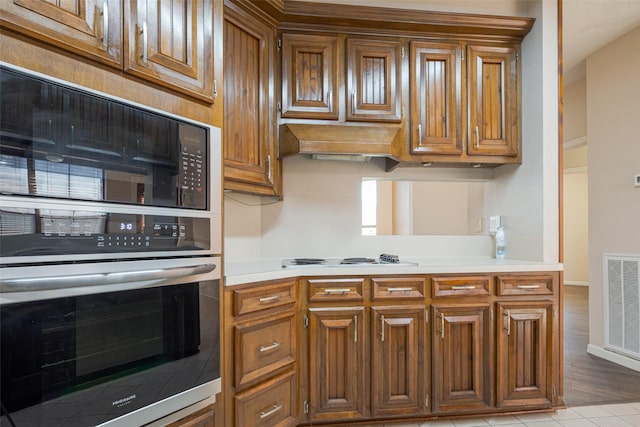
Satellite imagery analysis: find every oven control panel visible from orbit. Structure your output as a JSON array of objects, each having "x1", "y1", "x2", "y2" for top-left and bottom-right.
[{"x1": 0, "y1": 209, "x2": 211, "y2": 257}]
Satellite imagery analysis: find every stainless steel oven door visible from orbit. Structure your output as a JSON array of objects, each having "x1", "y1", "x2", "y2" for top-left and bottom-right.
[{"x1": 0, "y1": 256, "x2": 221, "y2": 427}]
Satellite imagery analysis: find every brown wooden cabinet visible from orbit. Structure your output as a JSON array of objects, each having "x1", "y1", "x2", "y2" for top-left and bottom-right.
[
  {"x1": 223, "y1": 1, "x2": 281, "y2": 197},
  {"x1": 281, "y1": 33, "x2": 339, "y2": 120},
  {"x1": 0, "y1": 0, "x2": 122, "y2": 68},
  {"x1": 432, "y1": 303, "x2": 492, "y2": 413},
  {"x1": 1, "y1": 0, "x2": 216, "y2": 102},
  {"x1": 496, "y1": 301, "x2": 554, "y2": 409},
  {"x1": 408, "y1": 41, "x2": 520, "y2": 164},
  {"x1": 222, "y1": 279, "x2": 297, "y2": 427},
  {"x1": 307, "y1": 307, "x2": 366, "y2": 421},
  {"x1": 347, "y1": 38, "x2": 403, "y2": 122},
  {"x1": 467, "y1": 44, "x2": 519, "y2": 158},
  {"x1": 410, "y1": 42, "x2": 463, "y2": 155},
  {"x1": 124, "y1": 0, "x2": 215, "y2": 102},
  {"x1": 371, "y1": 305, "x2": 427, "y2": 417}
]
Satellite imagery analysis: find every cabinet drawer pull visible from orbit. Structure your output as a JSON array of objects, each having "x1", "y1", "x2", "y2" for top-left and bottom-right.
[
  {"x1": 387, "y1": 287, "x2": 414, "y2": 292},
  {"x1": 452, "y1": 285, "x2": 476, "y2": 290},
  {"x1": 354, "y1": 315, "x2": 358, "y2": 343},
  {"x1": 381, "y1": 315, "x2": 385, "y2": 342},
  {"x1": 101, "y1": 1, "x2": 109, "y2": 48},
  {"x1": 517, "y1": 284, "x2": 541, "y2": 289},
  {"x1": 418, "y1": 124, "x2": 422, "y2": 142},
  {"x1": 259, "y1": 342, "x2": 282, "y2": 352},
  {"x1": 259, "y1": 403, "x2": 283, "y2": 419},
  {"x1": 258, "y1": 295, "x2": 280, "y2": 304},
  {"x1": 324, "y1": 288, "x2": 351, "y2": 294},
  {"x1": 475, "y1": 126, "x2": 479, "y2": 148},
  {"x1": 351, "y1": 91, "x2": 356, "y2": 114}
]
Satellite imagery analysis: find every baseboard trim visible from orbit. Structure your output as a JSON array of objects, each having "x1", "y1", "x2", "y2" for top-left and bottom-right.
[
  {"x1": 564, "y1": 281, "x2": 589, "y2": 286},
  {"x1": 587, "y1": 344, "x2": 640, "y2": 373}
]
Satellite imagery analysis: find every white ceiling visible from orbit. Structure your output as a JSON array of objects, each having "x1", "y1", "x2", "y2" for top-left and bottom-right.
[{"x1": 300, "y1": 0, "x2": 640, "y2": 85}]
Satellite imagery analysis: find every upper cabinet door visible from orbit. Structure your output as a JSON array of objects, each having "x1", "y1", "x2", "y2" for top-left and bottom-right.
[
  {"x1": 467, "y1": 44, "x2": 519, "y2": 157},
  {"x1": 410, "y1": 42, "x2": 463, "y2": 155},
  {"x1": 346, "y1": 38, "x2": 402, "y2": 122},
  {"x1": 124, "y1": 0, "x2": 215, "y2": 102},
  {"x1": 223, "y1": 4, "x2": 279, "y2": 196},
  {"x1": 281, "y1": 33, "x2": 339, "y2": 120},
  {"x1": 0, "y1": 0, "x2": 122, "y2": 67}
]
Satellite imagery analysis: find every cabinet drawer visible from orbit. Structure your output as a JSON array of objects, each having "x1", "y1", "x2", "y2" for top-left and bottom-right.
[
  {"x1": 235, "y1": 371, "x2": 297, "y2": 427},
  {"x1": 234, "y1": 280, "x2": 296, "y2": 316},
  {"x1": 372, "y1": 277, "x2": 426, "y2": 300},
  {"x1": 235, "y1": 312, "x2": 296, "y2": 390},
  {"x1": 431, "y1": 276, "x2": 491, "y2": 297},
  {"x1": 497, "y1": 274, "x2": 554, "y2": 296},
  {"x1": 307, "y1": 278, "x2": 365, "y2": 302}
]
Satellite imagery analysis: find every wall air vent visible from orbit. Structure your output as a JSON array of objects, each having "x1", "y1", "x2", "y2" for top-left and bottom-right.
[{"x1": 604, "y1": 254, "x2": 640, "y2": 360}]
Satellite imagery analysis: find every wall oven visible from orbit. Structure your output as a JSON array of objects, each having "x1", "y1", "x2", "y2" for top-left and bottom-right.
[{"x1": 0, "y1": 64, "x2": 222, "y2": 426}]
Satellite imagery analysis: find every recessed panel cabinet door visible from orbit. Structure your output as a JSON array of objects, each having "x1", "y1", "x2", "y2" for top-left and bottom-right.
[
  {"x1": 371, "y1": 306, "x2": 427, "y2": 417},
  {"x1": 432, "y1": 304, "x2": 492, "y2": 413},
  {"x1": 308, "y1": 307, "x2": 366, "y2": 421},
  {"x1": 125, "y1": 0, "x2": 214, "y2": 102},
  {"x1": 281, "y1": 33, "x2": 339, "y2": 119},
  {"x1": 496, "y1": 302, "x2": 553, "y2": 409},
  {"x1": 467, "y1": 44, "x2": 519, "y2": 157},
  {"x1": 410, "y1": 42, "x2": 463, "y2": 155},
  {"x1": 0, "y1": 0, "x2": 122, "y2": 67},
  {"x1": 223, "y1": 6, "x2": 278, "y2": 196},
  {"x1": 347, "y1": 38, "x2": 403, "y2": 122}
]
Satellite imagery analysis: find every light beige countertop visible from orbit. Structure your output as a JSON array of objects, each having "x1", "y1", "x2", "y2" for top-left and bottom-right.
[{"x1": 223, "y1": 257, "x2": 563, "y2": 286}]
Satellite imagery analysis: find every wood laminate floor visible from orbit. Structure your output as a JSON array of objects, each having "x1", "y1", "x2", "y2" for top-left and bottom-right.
[{"x1": 564, "y1": 285, "x2": 640, "y2": 406}]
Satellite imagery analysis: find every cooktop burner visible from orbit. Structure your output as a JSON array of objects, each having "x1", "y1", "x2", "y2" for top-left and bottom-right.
[{"x1": 281, "y1": 254, "x2": 417, "y2": 268}]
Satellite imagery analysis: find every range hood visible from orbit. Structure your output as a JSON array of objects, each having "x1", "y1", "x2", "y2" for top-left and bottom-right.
[{"x1": 279, "y1": 123, "x2": 403, "y2": 161}]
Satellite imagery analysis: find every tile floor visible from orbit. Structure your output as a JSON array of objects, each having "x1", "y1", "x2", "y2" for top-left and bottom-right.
[{"x1": 372, "y1": 402, "x2": 640, "y2": 426}]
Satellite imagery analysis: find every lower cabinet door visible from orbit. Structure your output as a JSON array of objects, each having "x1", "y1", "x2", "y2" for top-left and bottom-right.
[
  {"x1": 496, "y1": 301, "x2": 554, "y2": 409},
  {"x1": 308, "y1": 307, "x2": 366, "y2": 421},
  {"x1": 432, "y1": 304, "x2": 492, "y2": 413},
  {"x1": 234, "y1": 371, "x2": 297, "y2": 427},
  {"x1": 371, "y1": 305, "x2": 428, "y2": 416}
]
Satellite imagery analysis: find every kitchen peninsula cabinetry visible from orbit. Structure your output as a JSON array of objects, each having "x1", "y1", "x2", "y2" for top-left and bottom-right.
[
  {"x1": 495, "y1": 274, "x2": 556, "y2": 409},
  {"x1": 222, "y1": 279, "x2": 297, "y2": 427},
  {"x1": 223, "y1": 0, "x2": 281, "y2": 197},
  {"x1": 430, "y1": 275, "x2": 493, "y2": 413},
  {"x1": 0, "y1": 0, "x2": 216, "y2": 102},
  {"x1": 301, "y1": 277, "x2": 429, "y2": 423}
]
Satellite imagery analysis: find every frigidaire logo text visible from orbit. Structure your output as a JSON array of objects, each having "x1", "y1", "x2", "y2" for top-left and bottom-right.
[{"x1": 112, "y1": 394, "x2": 137, "y2": 407}]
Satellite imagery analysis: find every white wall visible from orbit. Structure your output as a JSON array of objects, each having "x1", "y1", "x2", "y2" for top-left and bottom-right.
[
  {"x1": 587, "y1": 26, "x2": 640, "y2": 352},
  {"x1": 223, "y1": 0, "x2": 559, "y2": 265},
  {"x1": 564, "y1": 76, "x2": 587, "y2": 143}
]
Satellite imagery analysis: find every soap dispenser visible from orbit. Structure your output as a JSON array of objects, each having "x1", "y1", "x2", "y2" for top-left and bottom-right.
[{"x1": 495, "y1": 226, "x2": 506, "y2": 259}]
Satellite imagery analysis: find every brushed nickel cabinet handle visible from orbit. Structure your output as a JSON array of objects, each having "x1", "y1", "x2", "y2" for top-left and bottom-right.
[
  {"x1": 324, "y1": 288, "x2": 351, "y2": 294},
  {"x1": 418, "y1": 124, "x2": 422, "y2": 142},
  {"x1": 354, "y1": 315, "x2": 358, "y2": 343},
  {"x1": 266, "y1": 154, "x2": 272, "y2": 181},
  {"x1": 452, "y1": 285, "x2": 476, "y2": 290},
  {"x1": 352, "y1": 91, "x2": 356, "y2": 114},
  {"x1": 517, "y1": 284, "x2": 541, "y2": 289},
  {"x1": 441, "y1": 313, "x2": 445, "y2": 339},
  {"x1": 505, "y1": 310, "x2": 511, "y2": 335},
  {"x1": 259, "y1": 342, "x2": 282, "y2": 353},
  {"x1": 258, "y1": 295, "x2": 280, "y2": 304},
  {"x1": 102, "y1": 2, "x2": 109, "y2": 48},
  {"x1": 259, "y1": 404, "x2": 283, "y2": 419},
  {"x1": 475, "y1": 126, "x2": 479, "y2": 148},
  {"x1": 141, "y1": 21, "x2": 148, "y2": 62},
  {"x1": 327, "y1": 91, "x2": 332, "y2": 109},
  {"x1": 381, "y1": 315, "x2": 385, "y2": 342},
  {"x1": 387, "y1": 287, "x2": 414, "y2": 292}
]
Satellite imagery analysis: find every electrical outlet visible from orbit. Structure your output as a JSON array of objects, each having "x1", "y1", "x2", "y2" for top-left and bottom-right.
[
  {"x1": 476, "y1": 218, "x2": 483, "y2": 233},
  {"x1": 635, "y1": 174, "x2": 640, "y2": 187},
  {"x1": 489, "y1": 215, "x2": 502, "y2": 233}
]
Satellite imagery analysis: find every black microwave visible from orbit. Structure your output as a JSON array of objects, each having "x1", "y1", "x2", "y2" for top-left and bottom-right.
[{"x1": 0, "y1": 66, "x2": 210, "y2": 210}]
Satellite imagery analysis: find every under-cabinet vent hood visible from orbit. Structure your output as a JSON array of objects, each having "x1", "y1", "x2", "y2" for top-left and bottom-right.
[{"x1": 279, "y1": 123, "x2": 403, "y2": 161}]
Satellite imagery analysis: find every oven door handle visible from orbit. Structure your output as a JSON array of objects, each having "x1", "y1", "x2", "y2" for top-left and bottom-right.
[{"x1": 0, "y1": 263, "x2": 217, "y2": 293}]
